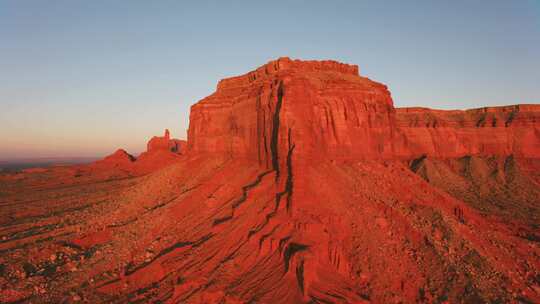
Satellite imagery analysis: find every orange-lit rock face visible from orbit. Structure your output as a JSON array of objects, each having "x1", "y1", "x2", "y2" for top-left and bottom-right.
[
  {"x1": 183, "y1": 58, "x2": 539, "y2": 302},
  {"x1": 1, "y1": 58, "x2": 539, "y2": 304},
  {"x1": 88, "y1": 130, "x2": 186, "y2": 176},
  {"x1": 188, "y1": 57, "x2": 540, "y2": 165},
  {"x1": 395, "y1": 105, "x2": 540, "y2": 158},
  {"x1": 101, "y1": 149, "x2": 135, "y2": 164},
  {"x1": 147, "y1": 129, "x2": 186, "y2": 153},
  {"x1": 188, "y1": 57, "x2": 395, "y2": 165}
]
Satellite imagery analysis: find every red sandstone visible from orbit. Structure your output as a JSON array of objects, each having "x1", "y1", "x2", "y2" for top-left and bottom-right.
[{"x1": 90, "y1": 129, "x2": 187, "y2": 175}]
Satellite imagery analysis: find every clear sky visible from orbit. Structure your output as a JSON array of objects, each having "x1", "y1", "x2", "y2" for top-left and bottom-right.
[{"x1": 1, "y1": 1, "x2": 539, "y2": 159}]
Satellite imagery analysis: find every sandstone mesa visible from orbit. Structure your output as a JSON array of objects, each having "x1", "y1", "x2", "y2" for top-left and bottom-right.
[{"x1": 0, "y1": 57, "x2": 539, "y2": 303}]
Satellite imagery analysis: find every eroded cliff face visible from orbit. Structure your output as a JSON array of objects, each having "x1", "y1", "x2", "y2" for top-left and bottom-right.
[
  {"x1": 188, "y1": 57, "x2": 540, "y2": 166},
  {"x1": 147, "y1": 129, "x2": 186, "y2": 154},
  {"x1": 395, "y1": 105, "x2": 540, "y2": 158},
  {"x1": 188, "y1": 57, "x2": 395, "y2": 166}
]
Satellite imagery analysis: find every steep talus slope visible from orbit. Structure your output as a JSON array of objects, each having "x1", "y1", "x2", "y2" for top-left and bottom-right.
[
  {"x1": 409, "y1": 156, "x2": 540, "y2": 236},
  {"x1": 0, "y1": 57, "x2": 539, "y2": 303}
]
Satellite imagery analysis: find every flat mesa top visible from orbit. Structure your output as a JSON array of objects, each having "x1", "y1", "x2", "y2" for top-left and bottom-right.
[{"x1": 217, "y1": 57, "x2": 360, "y2": 90}]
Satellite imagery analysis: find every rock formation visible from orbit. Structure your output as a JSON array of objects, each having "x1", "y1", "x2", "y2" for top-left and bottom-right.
[
  {"x1": 190, "y1": 57, "x2": 539, "y2": 161},
  {"x1": 395, "y1": 105, "x2": 540, "y2": 158},
  {"x1": 90, "y1": 129, "x2": 187, "y2": 175},
  {"x1": 94, "y1": 149, "x2": 135, "y2": 168},
  {"x1": 147, "y1": 129, "x2": 186, "y2": 154},
  {"x1": 0, "y1": 58, "x2": 538, "y2": 303}
]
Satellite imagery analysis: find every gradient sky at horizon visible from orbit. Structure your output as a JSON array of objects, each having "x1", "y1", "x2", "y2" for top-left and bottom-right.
[{"x1": 1, "y1": 1, "x2": 539, "y2": 159}]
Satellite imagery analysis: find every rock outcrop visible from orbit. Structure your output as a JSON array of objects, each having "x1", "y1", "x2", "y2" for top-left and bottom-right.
[
  {"x1": 188, "y1": 57, "x2": 396, "y2": 164},
  {"x1": 189, "y1": 57, "x2": 540, "y2": 163},
  {"x1": 147, "y1": 129, "x2": 187, "y2": 154},
  {"x1": 395, "y1": 105, "x2": 540, "y2": 158},
  {"x1": 89, "y1": 130, "x2": 186, "y2": 175},
  {"x1": 95, "y1": 149, "x2": 135, "y2": 167}
]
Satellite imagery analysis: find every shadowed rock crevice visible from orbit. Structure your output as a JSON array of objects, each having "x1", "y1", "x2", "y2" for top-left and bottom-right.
[
  {"x1": 212, "y1": 170, "x2": 272, "y2": 226},
  {"x1": 285, "y1": 128, "x2": 295, "y2": 212},
  {"x1": 283, "y1": 242, "x2": 308, "y2": 273},
  {"x1": 271, "y1": 81, "x2": 285, "y2": 179},
  {"x1": 124, "y1": 233, "x2": 213, "y2": 276},
  {"x1": 296, "y1": 259, "x2": 305, "y2": 294}
]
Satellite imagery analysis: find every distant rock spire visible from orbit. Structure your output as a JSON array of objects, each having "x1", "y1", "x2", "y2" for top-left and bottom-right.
[{"x1": 164, "y1": 129, "x2": 170, "y2": 139}]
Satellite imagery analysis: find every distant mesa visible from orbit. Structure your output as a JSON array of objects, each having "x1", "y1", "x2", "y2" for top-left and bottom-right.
[
  {"x1": 147, "y1": 129, "x2": 186, "y2": 153},
  {"x1": 102, "y1": 149, "x2": 135, "y2": 163},
  {"x1": 92, "y1": 129, "x2": 186, "y2": 174}
]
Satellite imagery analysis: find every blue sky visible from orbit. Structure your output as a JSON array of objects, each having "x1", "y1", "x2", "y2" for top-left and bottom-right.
[{"x1": 1, "y1": 1, "x2": 539, "y2": 158}]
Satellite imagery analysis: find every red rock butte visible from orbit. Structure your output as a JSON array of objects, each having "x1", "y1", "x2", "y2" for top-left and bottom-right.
[
  {"x1": 147, "y1": 129, "x2": 186, "y2": 154},
  {"x1": 0, "y1": 58, "x2": 539, "y2": 303},
  {"x1": 91, "y1": 129, "x2": 187, "y2": 175},
  {"x1": 189, "y1": 57, "x2": 538, "y2": 162}
]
